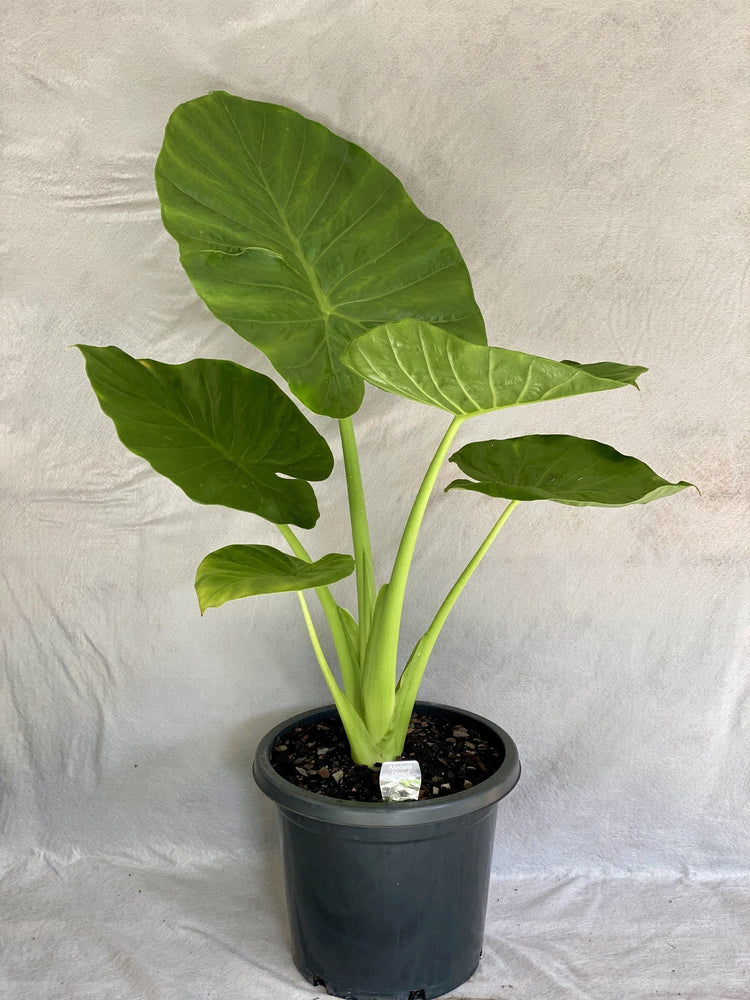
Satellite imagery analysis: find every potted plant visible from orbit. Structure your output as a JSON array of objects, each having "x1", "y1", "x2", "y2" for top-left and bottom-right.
[{"x1": 78, "y1": 91, "x2": 694, "y2": 1000}]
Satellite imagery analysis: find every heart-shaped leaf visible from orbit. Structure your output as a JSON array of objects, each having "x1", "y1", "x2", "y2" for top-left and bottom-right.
[
  {"x1": 155, "y1": 91, "x2": 486, "y2": 417},
  {"x1": 448, "y1": 435, "x2": 695, "y2": 506},
  {"x1": 78, "y1": 345, "x2": 332, "y2": 528},
  {"x1": 341, "y1": 319, "x2": 644, "y2": 415},
  {"x1": 195, "y1": 545, "x2": 355, "y2": 613}
]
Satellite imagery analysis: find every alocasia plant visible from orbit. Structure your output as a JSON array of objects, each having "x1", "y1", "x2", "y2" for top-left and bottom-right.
[{"x1": 78, "y1": 92, "x2": 694, "y2": 766}]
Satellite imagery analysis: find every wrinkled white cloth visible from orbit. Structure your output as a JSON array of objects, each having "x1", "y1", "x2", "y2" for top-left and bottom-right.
[
  {"x1": 3, "y1": 855, "x2": 749, "y2": 999},
  {"x1": 2, "y1": 0, "x2": 748, "y2": 996}
]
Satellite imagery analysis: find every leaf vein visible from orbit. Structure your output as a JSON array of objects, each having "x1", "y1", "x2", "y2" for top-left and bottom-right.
[{"x1": 334, "y1": 261, "x2": 456, "y2": 308}]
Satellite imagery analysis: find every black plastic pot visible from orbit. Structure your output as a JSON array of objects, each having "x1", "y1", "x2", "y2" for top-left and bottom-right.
[{"x1": 253, "y1": 701, "x2": 520, "y2": 1000}]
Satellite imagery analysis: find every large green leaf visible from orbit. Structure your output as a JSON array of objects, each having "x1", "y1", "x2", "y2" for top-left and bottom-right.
[
  {"x1": 155, "y1": 91, "x2": 486, "y2": 418},
  {"x1": 447, "y1": 435, "x2": 695, "y2": 506},
  {"x1": 78, "y1": 345, "x2": 332, "y2": 528},
  {"x1": 195, "y1": 545, "x2": 355, "y2": 613},
  {"x1": 340, "y1": 319, "x2": 644, "y2": 415}
]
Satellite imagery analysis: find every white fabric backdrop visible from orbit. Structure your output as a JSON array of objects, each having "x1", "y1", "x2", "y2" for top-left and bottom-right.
[{"x1": 3, "y1": 1, "x2": 748, "y2": 996}]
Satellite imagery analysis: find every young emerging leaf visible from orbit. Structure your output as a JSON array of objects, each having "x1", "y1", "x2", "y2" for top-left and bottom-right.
[
  {"x1": 195, "y1": 545, "x2": 355, "y2": 613},
  {"x1": 341, "y1": 319, "x2": 644, "y2": 415},
  {"x1": 448, "y1": 435, "x2": 696, "y2": 506},
  {"x1": 155, "y1": 91, "x2": 486, "y2": 418},
  {"x1": 77, "y1": 345, "x2": 332, "y2": 528}
]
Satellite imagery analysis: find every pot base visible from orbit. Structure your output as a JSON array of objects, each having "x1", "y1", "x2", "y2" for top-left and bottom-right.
[{"x1": 302, "y1": 964, "x2": 479, "y2": 1000}]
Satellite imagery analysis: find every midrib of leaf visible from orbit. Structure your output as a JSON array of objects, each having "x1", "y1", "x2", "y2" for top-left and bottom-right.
[
  {"x1": 218, "y1": 100, "x2": 376, "y2": 391},
  {"x1": 224, "y1": 105, "x2": 330, "y2": 307},
  {"x1": 229, "y1": 110, "x2": 341, "y2": 380}
]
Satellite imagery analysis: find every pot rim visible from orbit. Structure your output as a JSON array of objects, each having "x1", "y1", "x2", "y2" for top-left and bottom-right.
[{"x1": 253, "y1": 701, "x2": 520, "y2": 828}]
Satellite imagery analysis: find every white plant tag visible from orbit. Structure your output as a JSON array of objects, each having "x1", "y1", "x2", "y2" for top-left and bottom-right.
[{"x1": 379, "y1": 760, "x2": 422, "y2": 802}]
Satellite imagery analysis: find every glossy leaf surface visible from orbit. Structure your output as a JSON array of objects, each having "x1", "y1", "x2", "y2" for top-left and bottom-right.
[
  {"x1": 448, "y1": 435, "x2": 695, "y2": 506},
  {"x1": 341, "y1": 319, "x2": 643, "y2": 415},
  {"x1": 155, "y1": 91, "x2": 485, "y2": 417},
  {"x1": 78, "y1": 345, "x2": 332, "y2": 527},
  {"x1": 195, "y1": 545, "x2": 355, "y2": 613}
]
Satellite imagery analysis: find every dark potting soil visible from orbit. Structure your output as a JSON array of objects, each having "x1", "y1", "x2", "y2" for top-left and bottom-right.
[{"x1": 270, "y1": 710, "x2": 506, "y2": 802}]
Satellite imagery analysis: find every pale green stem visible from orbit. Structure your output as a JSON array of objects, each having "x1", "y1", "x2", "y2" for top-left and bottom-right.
[
  {"x1": 278, "y1": 522, "x2": 314, "y2": 561},
  {"x1": 389, "y1": 500, "x2": 521, "y2": 752},
  {"x1": 361, "y1": 414, "x2": 467, "y2": 738},
  {"x1": 422, "y1": 499, "x2": 520, "y2": 649},
  {"x1": 339, "y1": 417, "x2": 376, "y2": 660},
  {"x1": 278, "y1": 524, "x2": 358, "y2": 698},
  {"x1": 296, "y1": 591, "x2": 342, "y2": 701},
  {"x1": 297, "y1": 591, "x2": 383, "y2": 765}
]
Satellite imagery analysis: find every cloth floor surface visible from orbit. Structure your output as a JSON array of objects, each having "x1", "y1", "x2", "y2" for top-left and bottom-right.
[
  {"x1": 3, "y1": 0, "x2": 748, "y2": 997},
  {"x1": 2, "y1": 855, "x2": 748, "y2": 1000}
]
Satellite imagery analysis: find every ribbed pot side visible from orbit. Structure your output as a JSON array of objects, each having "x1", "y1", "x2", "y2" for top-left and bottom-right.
[{"x1": 253, "y1": 702, "x2": 521, "y2": 1000}]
